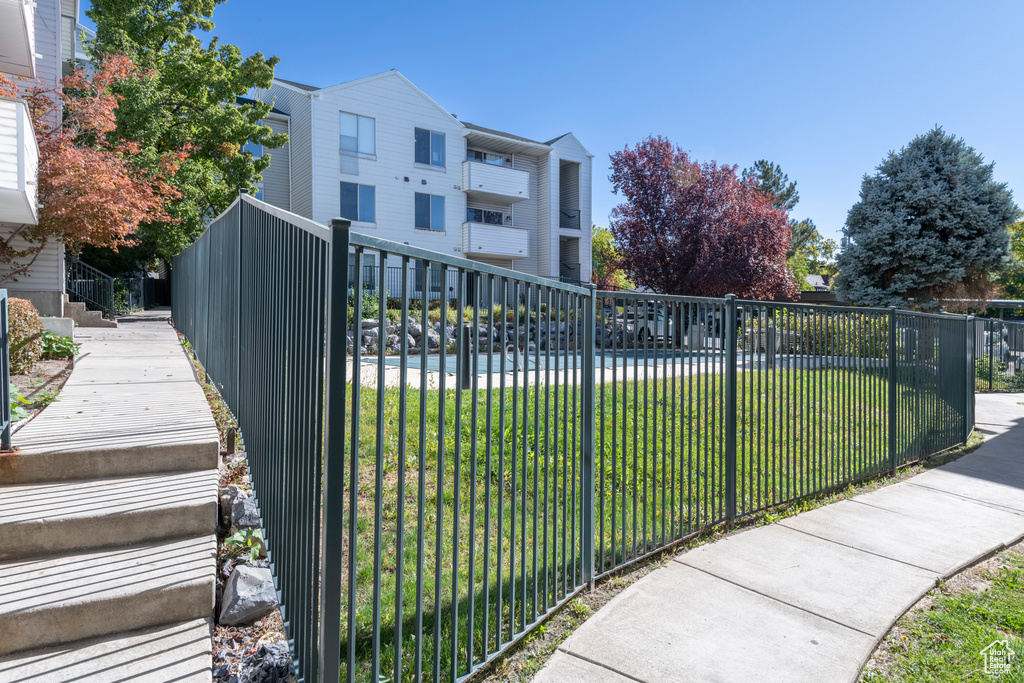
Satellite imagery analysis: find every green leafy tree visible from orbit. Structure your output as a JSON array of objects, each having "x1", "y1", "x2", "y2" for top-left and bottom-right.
[
  {"x1": 85, "y1": 0, "x2": 287, "y2": 260},
  {"x1": 996, "y1": 219, "x2": 1024, "y2": 299},
  {"x1": 591, "y1": 225, "x2": 633, "y2": 289},
  {"x1": 742, "y1": 160, "x2": 799, "y2": 213},
  {"x1": 835, "y1": 127, "x2": 1017, "y2": 310}
]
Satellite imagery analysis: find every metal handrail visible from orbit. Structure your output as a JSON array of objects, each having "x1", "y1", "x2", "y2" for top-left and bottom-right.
[
  {"x1": 66, "y1": 255, "x2": 115, "y2": 318},
  {"x1": 560, "y1": 207, "x2": 582, "y2": 229}
]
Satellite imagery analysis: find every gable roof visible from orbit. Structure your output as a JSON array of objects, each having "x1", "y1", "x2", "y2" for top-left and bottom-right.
[
  {"x1": 276, "y1": 77, "x2": 319, "y2": 92},
  {"x1": 315, "y1": 70, "x2": 461, "y2": 127},
  {"x1": 463, "y1": 122, "x2": 546, "y2": 146},
  {"x1": 546, "y1": 131, "x2": 594, "y2": 158},
  {"x1": 236, "y1": 96, "x2": 287, "y2": 116}
]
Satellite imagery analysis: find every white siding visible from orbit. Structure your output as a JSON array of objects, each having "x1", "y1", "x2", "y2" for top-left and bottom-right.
[
  {"x1": 551, "y1": 136, "x2": 593, "y2": 282},
  {"x1": 0, "y1": 98, "x2": 38, "y2": 224},
  {"x1": 0, "y1": 230, "x2": 64, "y2": 292},
  {"x1": 536, "y1": 154, "x2": 553, "y2": 277},
  {"x1": 261, "y1": 116, "x2": 290, "y2": 210},
  {"x1": 509, "y1": 154, "x2": 540, "y2": 276},
  {"x1": 309, "y1": 72, "x2": 466, "y2": 260},
  {"x1": 252, "y1": 83, "x2": 312, "y2": 218}
]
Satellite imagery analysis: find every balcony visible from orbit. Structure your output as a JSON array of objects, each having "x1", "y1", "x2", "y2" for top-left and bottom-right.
[
  {"x1": 462, "y1": 160, "x2": 529, "y2": 203},
  {"x1": 0, "y1": 98, "x2": 38, "y2": 225},
  {"x1": 462, "y1": 222, "x2": 529, "y2": 259},
  {"x1": 0, "y1": 0, "x2": 35, "y2": 77}
]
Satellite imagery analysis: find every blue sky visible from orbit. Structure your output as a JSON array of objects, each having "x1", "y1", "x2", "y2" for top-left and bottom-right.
[{"x1": 82, "y1": 0, "x2": 1024, "y2": 244}]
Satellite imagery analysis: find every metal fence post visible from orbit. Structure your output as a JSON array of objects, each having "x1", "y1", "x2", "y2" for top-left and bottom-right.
[
  {"x1": 724, "y1": 294, "x2": 737, "y2": 523},
  {"x1": 0, "y1": 290, "x2": 9, "y2": 451},
  {"x1": 319, "y1": 218, "x2": 351, "y2": 683},
  {"x1": 989, "y1": 320, "x2": 994, "y2": 392},
  {"x1": 888, "y1": 307, "x2": 898, "y2": 474},
  {"x1": 966, "y1": 315, "x2": 975, "y2": 441},
  {"x1": 581, "y1": 283, "x2": 596, "y2": 588}
]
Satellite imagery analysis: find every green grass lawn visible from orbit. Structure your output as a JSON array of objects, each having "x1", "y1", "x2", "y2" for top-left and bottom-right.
[
  {"x1": 337, "y1": 365, "x2": 965, "y2": 682},
  {"x1": 862, "y1": 551, "x2": 1024, "y2": 682}
]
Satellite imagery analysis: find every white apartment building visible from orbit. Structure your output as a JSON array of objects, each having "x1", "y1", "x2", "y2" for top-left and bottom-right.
[
  {"x1": 0, "y1": 0, "x2": 80, "y2": 317},
  {"x1": 248, "y1": 70, "x2": 593, "y2": 286}
]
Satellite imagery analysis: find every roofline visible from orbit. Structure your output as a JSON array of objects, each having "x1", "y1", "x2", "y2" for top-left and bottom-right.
[
  {"x1": 548, "y1": 131, "x2": 595, "y2": 158},
  {"x1": 463, "y1": 127, "x2": 551, "y2": 151},
  {"x1": 273, "y1": 78, "x2": 317, "y2": 96},
  {"x1": 315, "y1": 70, "x2": 463, "y2": 128}
]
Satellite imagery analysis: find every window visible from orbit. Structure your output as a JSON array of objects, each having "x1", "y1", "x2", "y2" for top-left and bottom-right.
[
  {"x1": 467, "y1": 149, "x2": 510, "y2": 167},
  {"x1": 415, "y1": 193, "x2": 445, "y2": 231},
  {"x1": 340, "y1": 112, "x2": 375, "y2": 155},
  {"x1": 253, "y1": 185, "x2": 264, "y2": 201},
  {"x1": 340, "y1": 182, "x2": 376, "y2": 223},
  {"x1": 243, "y1": 141, "x2": 263, "y2": 158},
  {"x1": 466, "y1": 207, "x2": 508, "y2": 225},
  {"x1": 414, "y1": 128, "x2": 445, "y2": 167}
]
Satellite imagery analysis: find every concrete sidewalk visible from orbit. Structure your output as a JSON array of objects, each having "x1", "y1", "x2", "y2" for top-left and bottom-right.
[
  {"x1": 0, "y1": 308, "x2": 220, "y2": 682},
  {"x1": 536, "y1": 393, "x2": 1024, "y2": 683}
]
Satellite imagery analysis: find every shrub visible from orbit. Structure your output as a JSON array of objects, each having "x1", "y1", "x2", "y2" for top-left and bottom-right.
[
  {"x1": 8, "y1": 298, "x2": 42, "y2": 374},
  {"x1": 41, "y1": 330, "x2": 80, "y2": 359}
]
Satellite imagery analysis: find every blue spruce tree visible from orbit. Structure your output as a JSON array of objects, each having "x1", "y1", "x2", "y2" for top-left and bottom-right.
[{"x1": 835, "y1": 127, "x2": 1017, "y2": 310}]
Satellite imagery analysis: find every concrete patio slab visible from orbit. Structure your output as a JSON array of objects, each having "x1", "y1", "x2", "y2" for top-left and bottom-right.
[
  {"x1": 675, "y1": 524, "x2": 937, "y2": 635},
  {"x1": 556, "y1": 562, "x2": 876, "y2": 683}
]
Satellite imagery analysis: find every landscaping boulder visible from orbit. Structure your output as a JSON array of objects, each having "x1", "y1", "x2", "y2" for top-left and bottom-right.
[
  {"x1": 219, "y1": 486, "x2": 247, "y2": 531},
  {"x1": 232, "y1": 496, "x2": 260, "y2": 531},
  {"x1": 219, "y1": 565, "x2": 278, "y2": 626},
  {"x1": 426, "y1": 329, "x2": 441, "y2": 349},
  {"x1": 237, "y1": 642, "x2": 295, "y2": 683}
]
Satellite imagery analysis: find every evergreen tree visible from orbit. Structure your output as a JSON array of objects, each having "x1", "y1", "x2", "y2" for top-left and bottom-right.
[
  {"x1": 835, "y1": 128, "x2": 1017, "y2": 309},
  {"x1": 742, "y1": 160, "x2": 799, "y2": 213}
]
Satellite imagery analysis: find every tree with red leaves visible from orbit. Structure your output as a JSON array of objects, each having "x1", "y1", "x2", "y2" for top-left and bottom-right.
[
  {"x1": 609, "y1": 136, "x2": 796, "y2": 300},
  {"x1": 0, "y1": 56, "x2": 186, "y2": 282}
]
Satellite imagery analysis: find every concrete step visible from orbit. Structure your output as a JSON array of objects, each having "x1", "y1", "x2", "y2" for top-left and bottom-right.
[
  {"x1": 0, "y1": 618, "x2": 212, "y2": 682},
  {"x1": 63, "y1": 298, "x2": 117, "y2": 328},
  {"x1": 0, "y1": 536, "x2": 216, "y2": 657},
  {"x1": 0, "y1": 437, "x2": 220, "y2": 485},
  {"x1": 0, "y1": 470, "x2": 219, "y2": 561}
]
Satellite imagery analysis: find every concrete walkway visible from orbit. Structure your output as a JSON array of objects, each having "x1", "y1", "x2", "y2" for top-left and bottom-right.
[
  {"x1": 0, "y1": 308, "x2": 220, "y2": 682},
  {"x1": 536, "y1": 392, "x2": 1024, "y2": 683}
]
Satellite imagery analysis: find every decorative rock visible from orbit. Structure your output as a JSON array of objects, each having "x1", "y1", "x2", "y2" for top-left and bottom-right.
[
  {"x1": 219, "y1": 486, "x2": 247, "y2": 531},
  {"x1": 219, "y1": 565, "x2": 278, "y2": 626},
  {"x1": 426, "y1": 329, "x2": 441, "y2": 349},
  {"x1": 361, "y1": 319, "x2": 379, "y2": 328},
  {"x1": 237, "y1": 642, "x2": 295, "y2": 683},
  {"x1": 361, "y1": 327, "x2": 379, "y2": 340},
  {"x1": 232, "y1": 496, "x2": 260, "y2": 530},
  {"x1": 407, "y1": 335, "x2": 416, "y2": 349},
  {"x1": 408, "y1": 322, "x2": 422, "y2": 337}
]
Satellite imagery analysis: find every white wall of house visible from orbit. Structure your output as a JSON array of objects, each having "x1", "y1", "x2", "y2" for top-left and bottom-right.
[
  {"x1": 0, "y1": 0, "x2": 67, "y2": 316},
  {"x1": 250, "y1": 70, "x2": 593, "y2": 284}
]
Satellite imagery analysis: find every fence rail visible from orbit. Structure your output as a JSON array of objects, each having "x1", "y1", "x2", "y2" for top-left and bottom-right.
[{"x1": 174, "y1": 196, "x2": 979, "y2": 683}]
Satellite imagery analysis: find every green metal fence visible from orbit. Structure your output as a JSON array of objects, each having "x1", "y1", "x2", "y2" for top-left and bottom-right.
[
  {"x1": 173, "y1": 196, "x2": 978, "y2": 683},
  {"x1": 975, "y1": 318, "x2": 1024, "y2": 392}
]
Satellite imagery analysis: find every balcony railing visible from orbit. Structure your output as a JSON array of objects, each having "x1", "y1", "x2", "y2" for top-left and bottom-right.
[
  {"x1": 462, "y1": 160, "x2": 529, "y2": 203},
  {"x1": 462, "y1": 221, "x2": 529, "y2": 259},
  {"x1": 0, "y1": 98, "x2": 38, "y2": 225},
  {"x1": 560, "y1": 207, "x2": 581, "y2": 230}
]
